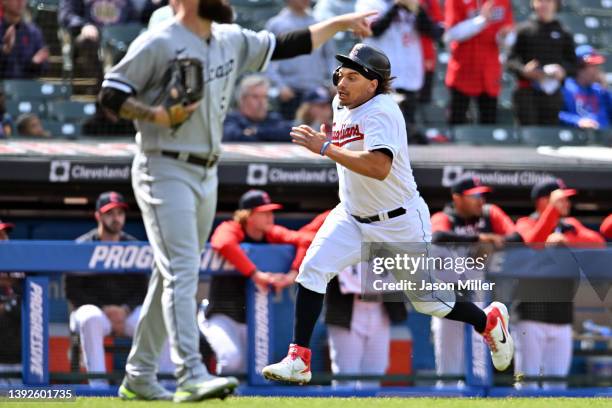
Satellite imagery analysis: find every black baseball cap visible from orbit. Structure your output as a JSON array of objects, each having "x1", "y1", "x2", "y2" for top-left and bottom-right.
[
  {"x1": 0, "y1": 219, "x2": 14, "y2": 232},
  {"x1": 238, "y1": 190, "x2": 282, "y2": 212},
  {"x1": 451, "y1": 174, "x2": 492, "y2": 196},
  {"x1": 531, "y1": 179, "x2": 577, "y2": 201},
  {"x1": 96, "y1": 191, "x2": 128, "y2": 213}
]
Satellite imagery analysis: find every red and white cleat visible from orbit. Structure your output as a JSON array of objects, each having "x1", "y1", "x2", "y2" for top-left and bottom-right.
[
  {"x1": 261, "y1": 344, "x2": 312, "y2": 384},
  {"x1": 482, "y1": 301, "x2": 514, "y2": 371}
]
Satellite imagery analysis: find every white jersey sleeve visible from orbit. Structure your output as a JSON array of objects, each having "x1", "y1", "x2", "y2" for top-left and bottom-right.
[
  {"x1": 363, "y1": 111, "x2": 400, "y2": 159},
  {"x1": 237, "y1": 28, "x2": 276, "y2": 74}
]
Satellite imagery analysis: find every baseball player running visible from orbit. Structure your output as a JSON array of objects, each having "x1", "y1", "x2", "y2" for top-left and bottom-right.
[
  {"x1": 262, "y1": 43, "x2": 514, "y2": 384},
  {"x1": 97, "y1": 0, "x2": 375, "y2": 401}
]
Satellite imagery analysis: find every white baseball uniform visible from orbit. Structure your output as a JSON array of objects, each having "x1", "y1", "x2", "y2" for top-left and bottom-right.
[
  {"x1": 295, "y1": 93, "x2": 455, "y2": 318},
  {"x1": 513, "y1": 321, "x2": 572, "y2": 389},
  {"x1": 327, "y1": 263, "x2": 391, "y2": 389},
  {"x1": 70, "y1": 305, "x2": 174, "y2": 387}
]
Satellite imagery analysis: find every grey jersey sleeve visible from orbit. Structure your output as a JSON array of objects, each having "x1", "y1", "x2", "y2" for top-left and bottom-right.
[
  {"x1": 237, "y1": 28, "x2": 276, "y2": 74},
  {"x1": 102, "y1": 32, "x2": 168, "y2": 95}
]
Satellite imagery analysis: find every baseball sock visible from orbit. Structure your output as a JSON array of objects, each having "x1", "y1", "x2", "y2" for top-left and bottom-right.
[
  {"x1": 444, "y1": 301, "x2": 487, "y2": 333},
  {"x1": 292, "y1": 284, "x2": 324, "y2": 348}
]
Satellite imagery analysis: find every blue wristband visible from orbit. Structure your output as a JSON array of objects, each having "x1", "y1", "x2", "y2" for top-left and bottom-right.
[{"x1": 320, "y1": 141, "x2": 331, "y2": 156}]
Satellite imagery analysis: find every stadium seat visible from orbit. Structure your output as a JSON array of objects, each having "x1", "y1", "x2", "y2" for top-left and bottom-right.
[
  {"x1": 419, "y1": 104, "x2": 447, "y2": 125},
  {"x1": 5, "y1": 100, "x2": 47, "y2": 119},
  {"x1": 47, "y1": 101, "x2": 96, "y2": 122},
  {"x1": 557, "y1": 13, "x2": 606, "y2": 47},
  {"x1": 497, "y1": 106, "x2": 515, "y2": 125},
  {"x1": 430, "y1": 84, "x2": 449, "y2": 108},
  {"x1": 520, "y1": 126, "x2": 589, "y2": 146},
  {"x1": 569, "y1": 0, "x2": 612, "y2": 16},
  {"x1": 41, "y1": 120, "x2": 82, "y2": 139},
  {"x1": 452, "y1": 125, "x2": 519, "y2": 145},
  {"x1": 1, "y1": 80, "x2": 71, "y2": 101}
]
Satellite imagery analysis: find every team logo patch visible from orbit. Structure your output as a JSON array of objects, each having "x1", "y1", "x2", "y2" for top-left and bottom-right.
[{"x1": 331, "y1": 123, "x2": 365, "y2": 147}]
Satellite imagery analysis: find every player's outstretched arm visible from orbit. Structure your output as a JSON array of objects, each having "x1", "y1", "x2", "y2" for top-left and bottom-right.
[
  {"x1": 290, "y1": 124, "x2": 392, "y2": 180},
  {"x1": 309, "y1": 11, "x2": 377, "y2": 50}
]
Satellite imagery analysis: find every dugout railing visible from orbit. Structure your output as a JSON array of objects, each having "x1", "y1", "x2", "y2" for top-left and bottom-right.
[{"x1": 0, "y1": 241, "x2": 610, "y2": 398}]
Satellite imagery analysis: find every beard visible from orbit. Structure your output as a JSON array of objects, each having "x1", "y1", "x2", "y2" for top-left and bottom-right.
[{"x1": 198, "y1": 0, "x2": 234, "y2": 24}]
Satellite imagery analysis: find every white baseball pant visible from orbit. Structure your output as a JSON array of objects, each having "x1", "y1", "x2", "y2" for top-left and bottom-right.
[
  {"x1": 198, "y1": 313, "x2": 247, "y2": 375},
  {"x1": 513, "y1": 320, "x2": 573, "y2": 389},
  {"x1": 327, "y1": 298, "x2": 391, "y2": 388},
  {"x1": 70, "y1": 304, "x2": 174, "y2": 387},
  {"x1": 295, "y1": 199, "x2": 455, "y2": 318}
]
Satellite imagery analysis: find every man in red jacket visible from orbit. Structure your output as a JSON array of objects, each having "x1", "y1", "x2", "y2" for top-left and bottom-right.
[
  {"x1": 199, "y1": 190, "x2": 316, "y2": 375},
  {"x1": 430, "y1": 175, "x2": 521, "y2": 386},
  {"x1": 513, "y1": 179, "x2": 604, "y2": 389},
  {"x1": 444, "y1": 0, "x2": 513, "y2": 124}
]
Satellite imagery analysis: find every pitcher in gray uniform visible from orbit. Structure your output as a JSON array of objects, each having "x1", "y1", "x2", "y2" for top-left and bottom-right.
[{"x1": 98, "y1": 0, "x2": 375, "y2": 402}]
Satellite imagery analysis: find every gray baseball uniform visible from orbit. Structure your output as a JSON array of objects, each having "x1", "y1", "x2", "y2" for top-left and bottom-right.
[{"x1": 102, "y1": 18, "x2": 275, "y2": 386}]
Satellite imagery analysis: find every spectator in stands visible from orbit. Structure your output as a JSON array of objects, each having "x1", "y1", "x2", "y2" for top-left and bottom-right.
[
  {"x1": 58, "y1": 0, "x2": 139, "y2": 79},
  {"x1": 294, "y1": 87, "x2": 333, "y2": 131},
  {"x1": 356, "y1": 0, "x2": 441, "y2": 142},
  {"x1": 601, "y1": 214, "x2": 612, "y2": 240},
  {"x1": 418, "y1": 0, "x2": 444, "y2": 104},
  {"x1": 15, "y1": 113, "x2": 50, "y2": 137},
  {"x1": 559, "y1": 45, "x2": 612, "y2": 130},
  {"x1": 514, "y1": 179, "x2": 605, "y2": 389},
  {"x1": 507, "y1": 0, "x2": 576, "y2": 125},
  {"x1": 66, "y1": 191, "x2": 173, "y2": 387},
  {"x1": 430, "y1": 174, "x2": 521, "y2": 387},
  {"x1": 0, "y1": 0, "x2": 49, "y2": 79},
  {"x1": 223, "y1": 75, "x2": 293, "y2": 142},
  {"x1": 0, "y1": 219, "x2": 22, "y2": 385},
  {"x1": 444, "y1": 0, "x2": 513, "y2": 125},
  {"x1": 326, "y1": 262, "x2": 406, "y2": 388},
  {"x1": 199, "y1": 190, "x2": 316, "y2": 375},
  {"x1": 0, "y1": 90, "x2": 12, "y2": 138},
  {"x1": 265, "y1": 0, "x2": 336, "y2": 119}
]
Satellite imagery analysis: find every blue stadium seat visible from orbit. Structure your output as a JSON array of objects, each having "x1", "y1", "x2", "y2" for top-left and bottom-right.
[
  {"x1": 47, "y1": 101, "x2": 96, "y2": 122},
  {"x1": 1, "y1": 80, "x2": 71, "y2": 101},
  {"x1": 41, "y1": 120, "x2": 82, "y2": 139},
  {"x1": 520, "y1": 126, "x2": 589, "y2": 146},
  {"x1": 570, "y1": 0, "x2": 612, "y2": 16},
  {"x1": 5, "y1": 100, "x2": 47, "y2": 119},
  {"x1": 452, "y1": 125, "x2": 519, "y2": 145},
  {"x1": 557, "y1": 13, "x2": 607, "y2": 47},
  {"x1": 419, "y1": 104, "x2": 447, "y2": 125}
]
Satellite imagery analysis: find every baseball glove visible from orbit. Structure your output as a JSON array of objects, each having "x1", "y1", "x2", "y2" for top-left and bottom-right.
[{"x1": 159, "y1": 57, "x2": 204, "y2": 129}]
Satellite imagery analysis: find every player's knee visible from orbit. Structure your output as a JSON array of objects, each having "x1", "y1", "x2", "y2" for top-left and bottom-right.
[
  {"x1": 411, "y1": 301, "x2": 450, "y2": 318},
  {"x1": 75, "y1": 305, "x2": 106, "y2": 332}
]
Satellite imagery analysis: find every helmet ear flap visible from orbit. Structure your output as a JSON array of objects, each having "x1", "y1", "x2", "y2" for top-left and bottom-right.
[{"x1": 332, "y1": 66, "x2": 341, "y2": 86}]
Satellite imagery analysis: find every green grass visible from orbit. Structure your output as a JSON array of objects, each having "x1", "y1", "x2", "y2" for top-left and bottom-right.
[{"x1": 3, "y1": 397, "x2": 611, "y2": 408}]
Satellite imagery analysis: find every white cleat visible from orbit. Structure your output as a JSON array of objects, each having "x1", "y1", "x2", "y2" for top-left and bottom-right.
[
  {"x1": 482, "y1": 301, "x2": 514, "y2": 371},
  {"x1": 261, "y1": 344, "x2": 312, "y2": 384}
]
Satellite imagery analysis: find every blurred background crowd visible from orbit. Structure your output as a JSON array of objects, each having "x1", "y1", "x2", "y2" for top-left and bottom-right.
[{"x1": 0, "y1": 0, "x2": 610, "y2": 145}]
